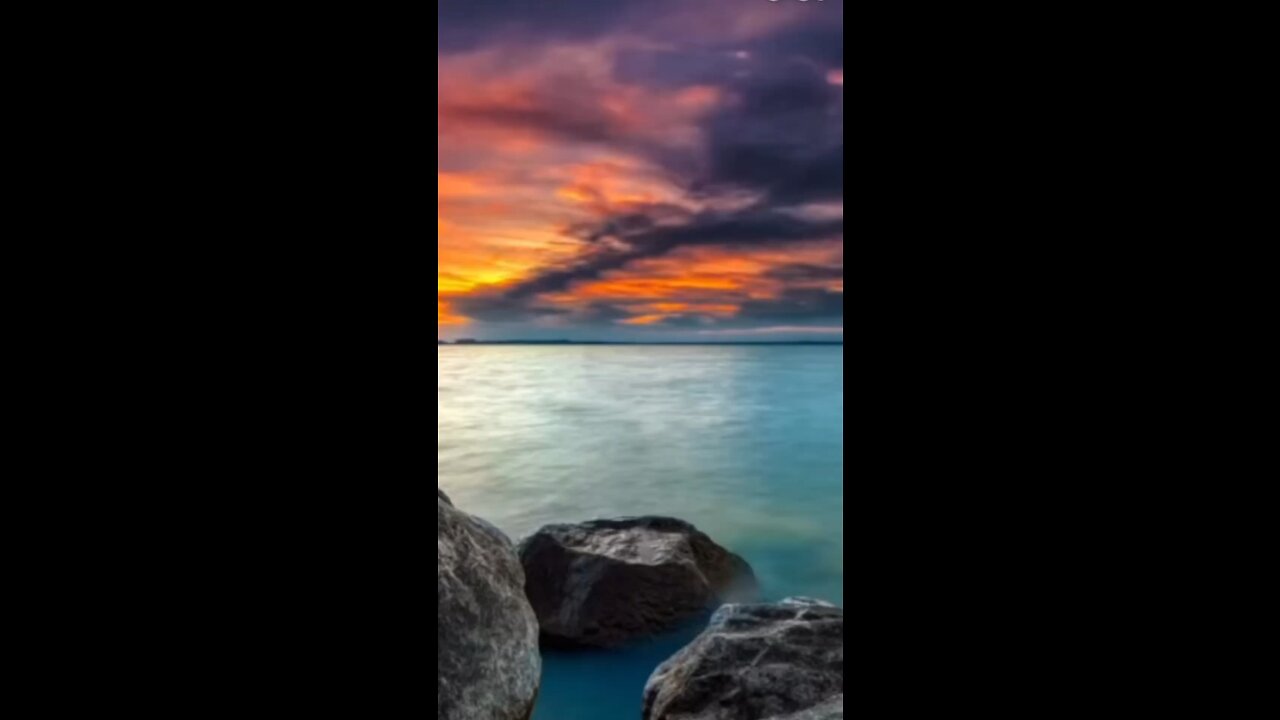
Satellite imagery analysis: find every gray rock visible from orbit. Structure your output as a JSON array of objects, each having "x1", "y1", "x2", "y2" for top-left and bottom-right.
[
  {"x1": 519, "y1": 517, "x2": 756, "y2": 648},
  {"x1": 772, "y1": 695, "x2": 843, "y2": 720},
  {"x1": 643, "y1": 598, "x2": 843, "y2": 720},
  {"x1": 438, "y1": 499, "x2": 540, "y2": 720},
  {"x1": 438, "y1": 488, "x2": 452, "y2": 506},
  {"x1": 778, "y1": 596, "x2": 835, "y2": 608}
]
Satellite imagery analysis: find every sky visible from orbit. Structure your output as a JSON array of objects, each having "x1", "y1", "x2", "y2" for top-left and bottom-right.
[{"x1": 438, "y1": 0, "x2": 843, "y2": 342}]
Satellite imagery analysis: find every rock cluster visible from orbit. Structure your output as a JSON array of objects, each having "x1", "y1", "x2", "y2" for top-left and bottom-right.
[{"x1": 435, "y1": 493, "x2": 843, "y2": 720}]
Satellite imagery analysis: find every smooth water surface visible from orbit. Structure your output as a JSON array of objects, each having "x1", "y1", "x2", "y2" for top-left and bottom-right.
[{"x1": 438, "y1": 345, "x2": 844, "y2": 720}]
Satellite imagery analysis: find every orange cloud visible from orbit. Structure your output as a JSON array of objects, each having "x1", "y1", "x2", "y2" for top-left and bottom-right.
[
  {"x1": 620, "y1": 314, "x2": 666, "y2": 326},
  {"x1": 438, "y1": 300, "x2": 466, "y2": 326},
  {"x1": 437, "y1": 43, "x2": 719, "y2": 156},
  {"x1": 554, "y1": 158, "x2": 683, "y2": 214},
  {"x1": 535, "y1": 242, "x2": 841, "y2": 326}
]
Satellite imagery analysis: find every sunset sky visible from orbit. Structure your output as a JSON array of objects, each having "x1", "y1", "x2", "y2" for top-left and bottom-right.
[{"x1": 438, "y1": 0, "x2": 843, "y2": 341}]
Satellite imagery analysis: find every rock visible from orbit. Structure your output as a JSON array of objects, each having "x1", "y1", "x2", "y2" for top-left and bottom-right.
[
  {"x1": 519, "y1": 517, "x2": 756, "y2": 648},
  {"x1": 643, "y1": 598, "x2": 843, "y2": 720},
  {"x1": 438, "y1": 497, "x2": 540, "y2": 720},
  {"x1": 438, "y1": 488, "x2": 452, "y2": 506},
  {"x1": 773, "y1": 696, "x2": 843, "y2": 720}
]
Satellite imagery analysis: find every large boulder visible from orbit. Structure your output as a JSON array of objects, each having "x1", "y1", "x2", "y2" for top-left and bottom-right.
[
  {"x1": 438, "y1": 492, "x2": 540, "y2": 720},
  {"x1": 438, "y1": 488, "x2": 452, "y2": 505},
  {"x1": 643, "y1": 598, "x2": 843, "y2": 720},
  {"x1": 519, "y1": 517, "x2": 756, "y2": 648}
]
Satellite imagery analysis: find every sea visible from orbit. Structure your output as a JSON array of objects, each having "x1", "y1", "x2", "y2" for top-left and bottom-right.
[{"x1": 437, "y1": 344, "x2": 844, "y2": 720}]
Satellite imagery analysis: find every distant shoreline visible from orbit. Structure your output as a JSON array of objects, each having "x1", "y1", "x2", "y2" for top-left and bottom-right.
[{"x1": 437, "y1": 341, "x2": 843, "y2": 346}]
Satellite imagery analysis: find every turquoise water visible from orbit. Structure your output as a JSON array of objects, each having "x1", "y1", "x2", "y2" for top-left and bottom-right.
[{"x1": 437, "y1": 345, "x2": 844, "y2": 720}]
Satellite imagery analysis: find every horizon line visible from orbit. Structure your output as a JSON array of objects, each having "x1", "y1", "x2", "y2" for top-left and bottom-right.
[{"x1": 437, "y1": 340, "x2": 844, "y2": 346}]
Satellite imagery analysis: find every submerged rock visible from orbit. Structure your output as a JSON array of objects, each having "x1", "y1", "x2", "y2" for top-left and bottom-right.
[
  {"x1": 438, "y1": 495, "x2": 540, "y2": 720},
  {"x1": 519, "y1": 516, "x2": 756, "y2": 648},
  {"x1": 643, "y1": 598, "x2": 843, "y2": 720}
]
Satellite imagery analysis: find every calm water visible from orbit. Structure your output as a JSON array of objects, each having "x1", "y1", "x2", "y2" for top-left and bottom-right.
[{"x1": 437, "y1": 345, "x2": 844, "y2": 720}]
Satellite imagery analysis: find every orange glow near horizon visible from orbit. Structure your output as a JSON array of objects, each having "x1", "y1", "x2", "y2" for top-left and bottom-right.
[
  {"x1": 531, "y1": 242, "x2": 841, "y2": 326},
  {"x1": 439, "y1": 300, "x2": 465, "y2": 326}
]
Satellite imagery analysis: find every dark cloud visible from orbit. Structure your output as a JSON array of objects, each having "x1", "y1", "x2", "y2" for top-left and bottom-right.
[
  {"x1": 739, "y1": 288, "x2": 844, "y2": 322},
  {"x1": 766, "y1": 263, "x2": 845, "y2": 284},
  {"x1": 700, "y1": 63, "x2": 843, "y2": 205},
  {"x1": 456, "y1": 208, "x2": 843, "y2": 317},
  {"x1": 609, "y1": 13, "x2": 844, "y2": 206},
  {"x1": 444, "y1": 101, "x2": 626, "y2": 145},
  {"x1": 614, "y1": 48, "x2": 745, "y2": 89},
  {"x1": 452, "y1": 296, "x2": 573, "y2": 324},
  {"x1": 746, "y1": 19, "x2": 845, "y2": 68},
  {"x1": 455, "y1": 295, "x2": 637, "y2": 327},
  {"x1": 610, "y1": 41, "x2": 845, "y2": 206},
  {"x1": 438, "y1": 0, "x2": 643, "y2": 52}
]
